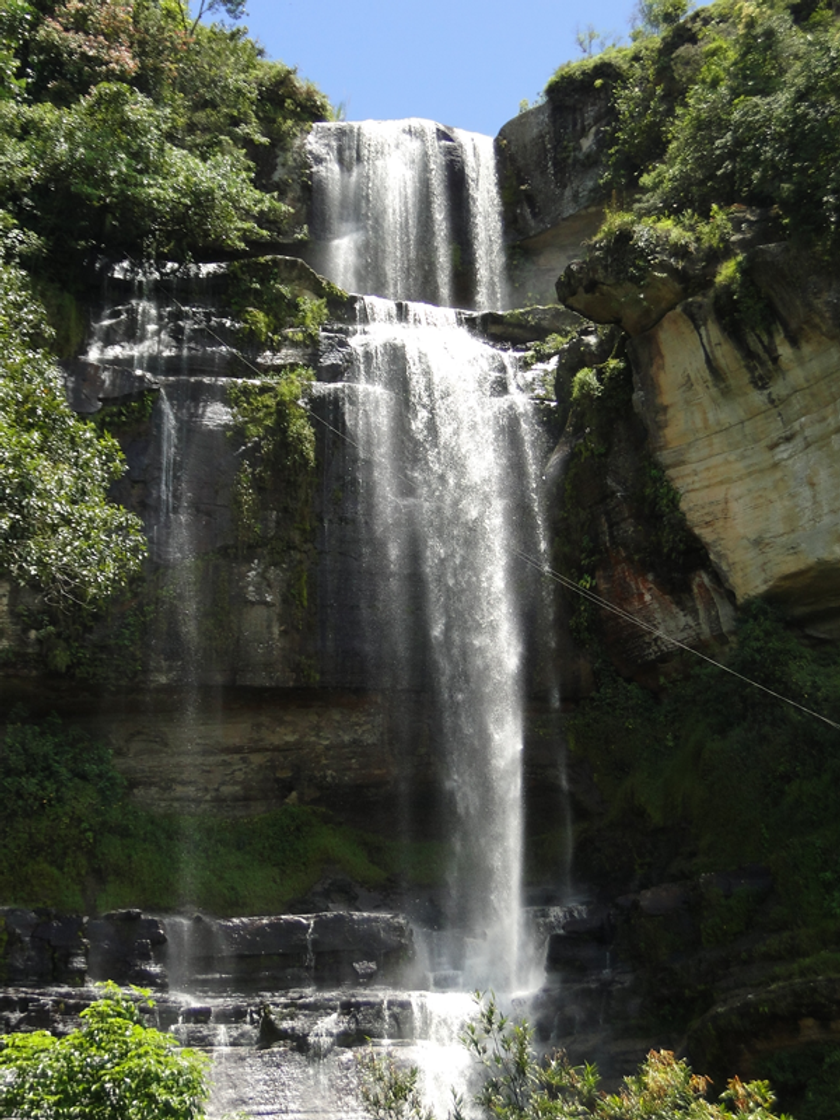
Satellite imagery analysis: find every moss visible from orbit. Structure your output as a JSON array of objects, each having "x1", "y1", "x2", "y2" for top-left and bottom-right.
[
  {"x1": 91, "y1": 390, "x2": 157, "y2": 436},
  {"x1": 32, "y1": 278, "x2": 87, "y2": 359},
  {"x1": 713, "y1": 253, "x2": 775, "y2": 338},
  {"x1": 0, "y1": 713, "x2": 453, "y2": 913},
  {"x1": 637, "y1": 459, "x2": 699, "y2": 565},
  {"x1": 226, "y1": 256, "x2": 344, "y2": 350},
  {"x1": 699, "y1": 885, "x2": 761, "y2": 948},
  {"x1": 95, "y1": 804, "x2": 395, "y2": 915}
]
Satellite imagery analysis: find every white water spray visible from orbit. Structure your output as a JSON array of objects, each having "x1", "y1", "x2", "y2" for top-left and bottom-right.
[
  {"x1": 344, "y1": 297, "x2": 546, "y2": 989},
  {"x1": 307, "y1": 119, "x2": 507, "y2": 309}
]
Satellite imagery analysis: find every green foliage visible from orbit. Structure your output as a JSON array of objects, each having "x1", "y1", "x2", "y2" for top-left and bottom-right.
[
  {"x1": 713, "y1": 254, "x2": 775, "y2": 336},
  {"x1": 96, "y1": 802, "x2": 391, "y2": 914},
  {"x1": 0, "y1": 982, "x2": 209, "y2": 1120},
  {"x1": 0, "y1": 0, "x2": 331, "y2": 273},
  {"x1": 0, "y1": 712, "x2": 444, "y2": 913},
  {"x1": 358, "y1": 1053, "x2": 435, "y2": 1120},
  {"x1": 0, "y1": 711, "x2": 125, "y2": 911},
  {"x1": 227, "y1": 256, "x2": 338, "y2": 345},
  {"x1": 758, "y1": 1045, "x2": 840, "y2": 1120},
  {"x1": 360, "y1": 995, "x2": 790, "y2": 1119},
  {"x1": 0, "y1": 83, "x2": 287, "y2": 262},
  {"x1": 592, "y1": 0, "x2": 840, "y2": 253},
  {"x1": 546, "y1": 42, "x2": 635, "y2": 98},
  {"x1": 92, "y1": 390, "x2": 158, "y2": 434},
  {"x1": 640, "y1": 461, "x2": 694, "y2": 562},
  {"x1": 632, "y1": 0, "x2": 695, "y2": 37},
  {"x1": 227, "y1": 367, "x2": 316, "y2": 545},
  {"x1": 0, "y1": 263, "x2": 146, "y2": 612},
  {"x1": 568, "y1": 602, "x2": 840, "y2": 933}
]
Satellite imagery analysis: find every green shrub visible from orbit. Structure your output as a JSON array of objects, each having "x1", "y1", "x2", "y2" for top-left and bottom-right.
[
  {"x1": 0, "y1": 983, "x2": 209, "y2": 1120},
  {"x1": 593, "y1": 0, "x2": 840, "y2": 254},
  {"x1": 0, "y1": 711, "x2": 125, "y2": 911},
  {"x1": 569, "y1": 602, "x2": 840, "y2": 929},
  {"x1": 360, "y1": 995, "x2": 789, "y2": 1119},
  {"x1": 0, "y1": 263, "x2": 146, "y2": 613}
]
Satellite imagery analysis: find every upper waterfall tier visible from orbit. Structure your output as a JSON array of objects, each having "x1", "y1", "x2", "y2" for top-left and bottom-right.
[{"x1": 306, "y1": 119, "x2": 507, "y2": 311}]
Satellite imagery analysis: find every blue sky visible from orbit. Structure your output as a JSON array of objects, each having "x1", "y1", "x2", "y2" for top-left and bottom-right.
[{"x1": 234, "y1": 0, "x2": 640, "y2": 137}]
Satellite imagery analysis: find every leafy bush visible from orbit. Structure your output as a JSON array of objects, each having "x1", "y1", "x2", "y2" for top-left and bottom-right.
[
  {"x1": 0, "y1": 0, "x2": 331, "y2": 272},
  {"x1": 0, "y1": 983, "x2": 209, "y2": 1120},
  {"x1": 0, "y1": 83, "x2": 287, "y2": 262},
  {"x1": 0, "y1": 262, "x2": 146, "y2": 611},
  {"x1": 359, "y1": 995, "x2": 790, "y2": 1119},
  {"x1": 597, "y1": 0, "x2": 840, "y2": 253},
  {"x1": 0, "y1": 710, "x2": 125, "y2": 911}
]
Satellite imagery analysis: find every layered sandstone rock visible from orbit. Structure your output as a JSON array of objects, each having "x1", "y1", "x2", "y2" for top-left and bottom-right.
[{"x1": 629, "y1": 250, "x2": 840, "y2": 636}]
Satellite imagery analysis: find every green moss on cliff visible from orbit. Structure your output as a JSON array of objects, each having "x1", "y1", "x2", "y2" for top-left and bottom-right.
[{"x1": 0, "y1": 712, "x2": 446, "y2": 914}]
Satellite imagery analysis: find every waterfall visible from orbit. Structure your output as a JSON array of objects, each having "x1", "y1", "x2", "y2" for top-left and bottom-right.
[
  {"x1": 307, "y1": 119, "x2": 507, "y2": 310},
  {"x1": 309, "y1": 118, "x2": 551, "y2": 993},
  {"x1": 342, "y1": 297, "x2": 546, "y2": 990},
  {"x1": 61, "y1": 119, "x2": 559, "y2": 1117}
]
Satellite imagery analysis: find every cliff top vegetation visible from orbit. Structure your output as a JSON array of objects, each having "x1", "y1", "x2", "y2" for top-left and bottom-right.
[
  {"x1": 0, "y1": 0, "x2": 333, "y2": 278},
  {"x1": 548, "y1": 0, "x2": 840, "y2": 257}
]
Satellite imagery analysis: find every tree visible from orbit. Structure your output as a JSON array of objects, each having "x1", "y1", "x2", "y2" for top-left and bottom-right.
[
  {"x1": 0, "y1": 983, "x2": 209, "y2": 1120},
  {"x1": 185, "y1": 0, "x2": 247, "y2": 35},
  {"x1": 630, "y1": 0, "x2": 694, "y2": 38},
  {"x1": 0, "y1": 262, "x2": 147, "y2": 610}
]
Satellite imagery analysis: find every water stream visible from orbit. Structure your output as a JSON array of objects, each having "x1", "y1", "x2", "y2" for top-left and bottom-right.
[
  {"x1": 307, "y1": 119, "x2": 507, "y2": 310},
  {"x1": 340, "y1": 295, "x2": 547, "y2": 991}
]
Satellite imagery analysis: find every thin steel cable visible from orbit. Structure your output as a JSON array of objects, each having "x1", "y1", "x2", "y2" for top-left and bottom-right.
[{"x1": 515, "y1": 549, "x2": 840, "y2": 730}]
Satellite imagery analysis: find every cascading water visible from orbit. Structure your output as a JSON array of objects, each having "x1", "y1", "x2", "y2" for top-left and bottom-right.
[
  {"x1": 309, "y1": 118, "x2": 554, "y2": 996},
  {"x1": 307, "y1": 119, "x2": 507, "y2": 310},
  {"x1": 338, "y1": 296, "x2": 547, "y2": 990}
]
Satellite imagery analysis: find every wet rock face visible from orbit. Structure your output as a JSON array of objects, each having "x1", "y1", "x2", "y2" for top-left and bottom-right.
[
  {"x1": 545, "y1": 325, "x2": 736, "y2": 688},
  {"x1": 0, "y1": 908, "x2": 167, "y2": 990},
  {"x1": 0, "y1": 910, "x2": 87, "y2": 987},
  {"x1": 530, "y1": 869, "x2": 798, "y2": 1086},
  {"x1": 0, "y1": 908, "x2": 413, "y2": 996},
  {"x1": 172, "y1": 912, "x2": 414, "y2": 992}
]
